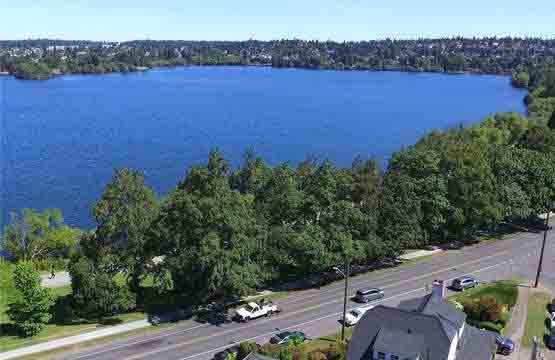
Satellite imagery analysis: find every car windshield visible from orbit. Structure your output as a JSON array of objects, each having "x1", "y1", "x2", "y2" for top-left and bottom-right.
[
  {"x1": 277, "y1": 332, "x2": 292, "y2": 339},
  {"x1": 247, "y1": 304, "x2": 257, "y2": 312},
  {"x1": 349, "y1": 310, "x2": 360, "y2": 317}
]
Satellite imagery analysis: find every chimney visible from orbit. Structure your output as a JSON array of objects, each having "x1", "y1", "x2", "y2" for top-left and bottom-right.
[{"x1": 431, "y1": 280, "x2": 445, "y2": 298}]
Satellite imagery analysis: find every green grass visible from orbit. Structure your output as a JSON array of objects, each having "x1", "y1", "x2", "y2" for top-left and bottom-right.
[
  {"x1": 299, "y1": 328, "x2": 353, "y2": 353},
  {"x1": 450, "y1": 280, "x2": 519, "y2": 309},
  {"x1": 522, "y1": 291, "x2": 551, "y2": 347},
  {"x1": 0, "y1": 262, "x2": 147, "y2": 353}
]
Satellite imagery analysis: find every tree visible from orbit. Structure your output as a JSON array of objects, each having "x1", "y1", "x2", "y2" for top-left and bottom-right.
[
  {"x1": 1, "y1": 208, "x2": 80, "y2": 262},
  {"x1": 68, "y1": 256, "x2": 133, "y2": 319},
  {"x1": 548, "y1": 112, "x2": 555, "y2": 130},
  {"x1": 7, "y1": 262, "x2": 54, "y2": 337},
  {"x1": 151, "y1": 151, "x2": 262, "y2": 305},
  {"x1": 93, "y1": 168, "x2": 158, "y2": 299}
]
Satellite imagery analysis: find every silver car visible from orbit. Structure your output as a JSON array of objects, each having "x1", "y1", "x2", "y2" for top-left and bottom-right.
[
  {"x1": 354, "y1": 288, "x2": 384, "y2": 303},
  {"x1": 451, "y1": 276, "x2": 477, "y2": 291}
]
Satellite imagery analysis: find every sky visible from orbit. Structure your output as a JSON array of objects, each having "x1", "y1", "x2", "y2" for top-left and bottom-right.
[{"x1": 2, "y1": 0, "x2": 555, "y2": 41}]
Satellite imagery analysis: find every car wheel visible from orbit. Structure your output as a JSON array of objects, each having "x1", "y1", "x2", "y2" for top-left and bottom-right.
[
  {"x1": 267, "y1": 311, "x2": 272, "y2": 317},
  {"x1": 245, "y1": 317, "x2": 250, "y2": 322},
  {"x1": 502, "y1": 348, "x2": 510, "y2": 355}
]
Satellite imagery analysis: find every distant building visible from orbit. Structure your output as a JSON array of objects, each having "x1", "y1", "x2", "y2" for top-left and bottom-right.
[{"x1": 346, "y1": 280, "x2": 496, "y2": 360}]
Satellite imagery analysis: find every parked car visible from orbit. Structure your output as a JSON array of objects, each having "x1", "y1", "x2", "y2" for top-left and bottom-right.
[
  {"x1": 548, "y1": 301, "x2": 555, "y2": 315},
  {"x1": 496, "y1": 335, "x2": 515, "y2": 355},
  {"x1": 354, "y1": 288, "x2": 384, "y2": 303},
  {"x1": 450, "y1": 276, "x2": 477, "y2": 291},
  {"x1": 546, "y1": 332, "x2": 555, "y2": 350},
  {"x1": 344, "y1": 305, "x2": 374, "y2": 326},
  {"x1": 269, "y1": 331, "x2": 308, "y2": 345},
  {"x1": 213, "y1": 345, "x2": 240, "y2": 360},
  {"x1": 234, "y1": 301, "x2": 280, "y2": 322},
  {"x1": 148, "y1": 315, "x2": 161, "y2": 326}
]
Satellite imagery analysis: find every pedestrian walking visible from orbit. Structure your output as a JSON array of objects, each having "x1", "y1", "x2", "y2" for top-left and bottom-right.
[{"x1": 49, "y1": 266, "x2": 56, "y2": 280}]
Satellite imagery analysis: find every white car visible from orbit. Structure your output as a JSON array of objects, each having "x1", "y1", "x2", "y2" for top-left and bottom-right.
[
  {"x1": 344, "y1": 305, "x2": 374, "y2": 326},
  {"x1": 234, "y1": 301, "x2": 280, "y2": 322}
]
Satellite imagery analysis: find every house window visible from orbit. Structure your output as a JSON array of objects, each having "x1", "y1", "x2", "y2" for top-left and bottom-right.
[{"x1": 377, "y1": 353, "x2": 385, "y2": 360}]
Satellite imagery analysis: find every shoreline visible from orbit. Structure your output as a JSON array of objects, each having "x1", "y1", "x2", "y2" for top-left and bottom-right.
[{"x1": 4, "y1": 63, "x2": 516, "y2": 81}]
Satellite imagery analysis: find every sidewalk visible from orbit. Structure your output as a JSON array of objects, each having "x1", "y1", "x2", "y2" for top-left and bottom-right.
[
  {"x1": 496, "y1": 285, "x2": 531, "y2": 360},
  {"x1": 0, "y1": 320, "x2": 150, "y2": 360},
  {"x1": 40, "y1": 272, "x2": 71, "y2": 288}
]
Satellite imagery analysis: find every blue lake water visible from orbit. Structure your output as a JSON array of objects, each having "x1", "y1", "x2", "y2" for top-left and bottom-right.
[{"x1": 0, "y1": 67, "x2": 527, "y2": 228}]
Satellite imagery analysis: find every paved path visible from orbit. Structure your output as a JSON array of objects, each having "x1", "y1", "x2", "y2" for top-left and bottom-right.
[
  {"x1": 496, "y1": 285, "x2": 531, "y2": 360},
  {"x1": 0, "y1": 320, "x2": 150, "y2": 360},
  {"x1": 41, "y1": 272, "x2": 71, "y2": 288}
]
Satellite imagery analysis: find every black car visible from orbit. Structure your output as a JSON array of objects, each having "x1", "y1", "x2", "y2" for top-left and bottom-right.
[
  {"x1": 496, "y1": 335, "x2": 515, "y2": 355},
  {"x1": 548, "y1": 302, "x2": 555, "y2": 314},
  {"x1": 213, "y1": 345, "x2": 240, "y2": 360},
  {"x1": 546, "y1": 333, "x2": 555, "y2": 350}
]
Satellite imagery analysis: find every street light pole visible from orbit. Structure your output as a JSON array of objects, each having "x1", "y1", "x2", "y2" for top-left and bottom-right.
[
  {"x1": 535, "y1": 212, "x2": 550, "y2": 288},
  {"x1": 341, "y1": 262, "x2": 349, "y2": 342}
]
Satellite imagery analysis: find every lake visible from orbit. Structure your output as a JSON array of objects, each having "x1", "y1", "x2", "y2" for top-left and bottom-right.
[{"x1": 0, "y1": 66, "x2": 527, "y2": 228}]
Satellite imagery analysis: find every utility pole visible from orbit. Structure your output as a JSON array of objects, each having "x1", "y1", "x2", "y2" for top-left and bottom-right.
[
  {"x1": 334, "y1": 262, "x2": 350, "y2": 342},
  {"x1": 535, "y1": 212, "x2": 551, "y2": 288}
]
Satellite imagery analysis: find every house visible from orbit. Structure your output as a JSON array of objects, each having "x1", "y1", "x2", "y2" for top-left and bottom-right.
[
  {"x1": 243, "y1": 353, "x2": 278, "y2": 360},
  {"x1": 346, "y1": 280, "x2": 496, "y2": 360}
]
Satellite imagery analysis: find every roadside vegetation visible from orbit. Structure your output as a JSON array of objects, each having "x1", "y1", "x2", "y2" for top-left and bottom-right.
[
  {"x1": 522, "y1": 291, "x2": 552, "y2": 347},
  {"x1": 450, "y1": 280, "x2": 519, "y2": 334}
]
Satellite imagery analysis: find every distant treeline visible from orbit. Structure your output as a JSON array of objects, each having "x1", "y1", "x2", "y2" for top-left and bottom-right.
[{"x1": 2, "y1": 37, "x2": 555, "y2": 79}]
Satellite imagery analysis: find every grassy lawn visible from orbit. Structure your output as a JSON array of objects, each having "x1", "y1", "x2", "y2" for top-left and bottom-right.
[
  {"x1": 0, "y1": 261, "x2": 147, "y2": 353},
  {"x1": 299, "y1": 328, "x2": 353, "y2": 353},
  {"x1": 449, "y1": 280, "x2": 519, "y2": 334},
  {"x1": 450, "y1": 280, "x2": 519, "y2": 308},
  {"x1": 522, "y1": 291, "x2": 551, "y2": 347}
]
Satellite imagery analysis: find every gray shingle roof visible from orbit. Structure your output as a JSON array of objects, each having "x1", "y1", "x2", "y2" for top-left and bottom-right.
[
  {"x1": 347, "y1": 294, "x2": 496, "y2": 360},
  {"x1": 373, "y1": 327, "x2": 425, "y2": 358},
  {"x1": 457, "y1": 325, "x2": 497, "y2": 360},
  {"x1": 243, "y1": 353, "x2": 278, "y2": 360},
  {"x1": 346, "y1": 305, "x2": 451, "y2": 360}
]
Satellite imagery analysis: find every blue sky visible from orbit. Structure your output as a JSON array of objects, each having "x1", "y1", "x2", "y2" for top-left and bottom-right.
[{"x1": 2, "y1": 0, "x2": 554, "y2": 41}]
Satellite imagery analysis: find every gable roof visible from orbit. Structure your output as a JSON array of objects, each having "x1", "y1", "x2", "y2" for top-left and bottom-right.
[
  {"x1": 348, "y1": 294, "x2": 496, "y2": 360},
  {"x1": 243, "y1": 353, "x2": 278, "y2": 360},
  {"x1": 346, "y1": 305, "x2": 452, "y2": 360},
  {"x1": 399, "y1": 293, "x2": 467, "y2": 342}
]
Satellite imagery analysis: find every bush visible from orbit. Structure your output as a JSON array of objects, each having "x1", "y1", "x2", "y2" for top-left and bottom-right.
[
  {"x1": 7, "y1": 262, "x2": 54, "y2": 337},
  {"x1": 477, "y1": 321, "x2": 503, "y2": 333},
  {"x1": 238, "y1": 341, "x2": 259, "y2": 360},
  {"x1": 309, "y1": 352, "x2": 328, "y2": 360},
  {"x1": 463, "y1": 296, "x2": 502, "y2": 322}
]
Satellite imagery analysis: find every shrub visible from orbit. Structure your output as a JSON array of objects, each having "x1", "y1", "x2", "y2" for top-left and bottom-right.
[
  {"x1": 279, "y1": 346, "x2": 294, "y2": 360},
  {"x1": 463, "y1": 296, "x2": 502, "y2": 322},
  {"x1": 309, "y1": 352, "x2": 328, "y2": 360},
  {"x1": 238, "y1": 341, "x2": 259, "y2": 360},
  {"x1": 477, "y1": 321, "x2": 503, "y2": 333},
  {"x1": 7, "y1": 262, "x2": 54, "y2": 337}
]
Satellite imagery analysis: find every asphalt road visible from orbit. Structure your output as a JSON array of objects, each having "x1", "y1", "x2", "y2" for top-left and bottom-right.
[{"x1": 55, "y1": 230, "x2": 555, "y2": 360}]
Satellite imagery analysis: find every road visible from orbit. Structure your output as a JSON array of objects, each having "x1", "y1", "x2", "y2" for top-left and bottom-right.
[{"x1": 54, "y1": 230, "x2": 554, "y2": 360}]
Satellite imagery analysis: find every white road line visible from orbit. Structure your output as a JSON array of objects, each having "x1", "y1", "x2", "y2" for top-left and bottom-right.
[
  {"x1": 74, "y1": 323, "x2": 210, "y2": 359},
  {"x1": 79, "y1": 255, "x2": 514, "y2": 360},
  {"x1": 172, "y1": 260, "x2": 507, "y2": 360}
]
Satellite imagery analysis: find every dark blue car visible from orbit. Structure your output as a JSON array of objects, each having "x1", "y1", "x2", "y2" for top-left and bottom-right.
[{"x1": 496, "y1": 335, "x2": 515, "y2": 355}]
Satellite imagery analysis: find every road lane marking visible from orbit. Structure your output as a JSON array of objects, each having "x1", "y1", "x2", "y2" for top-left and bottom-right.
[
  {"x1": 177, "y1": 260, "x2": 511, "y2": 360},
  {"x1": 122, "y1": 260, "x2": 510, "y2": 360},
  {"x1": 74, "y1": 323, "x2": 211, "y2": 359}
]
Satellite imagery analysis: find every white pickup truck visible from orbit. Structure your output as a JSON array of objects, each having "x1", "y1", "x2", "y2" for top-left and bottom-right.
[{"x1": 234, "y1": 301, "x2": 280, "y2": 322}]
